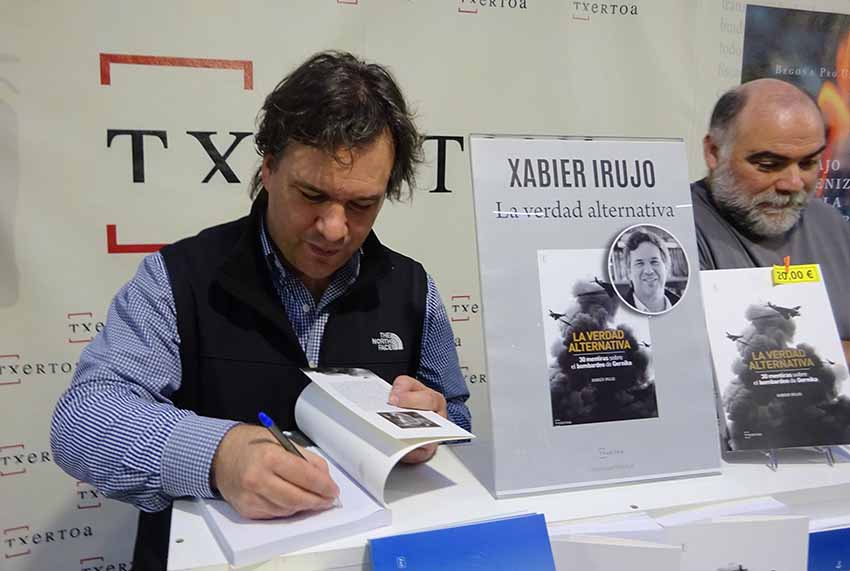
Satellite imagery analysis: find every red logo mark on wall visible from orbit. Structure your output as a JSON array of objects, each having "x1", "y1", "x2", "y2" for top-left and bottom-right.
[
  {"x1": 3, "y1": 526, "x2": 31, "y2": 559},
  {"x1": 100, "y1": 53, "x2": 254, "y2": 254},
  {"x1": 80, "y1": 556, "x2": 105, "y2": 571},
  {"x1": 106, "y1": 225, "x2": 166, "y2": 254},
  {"x1": 76, "y1": 481, "x2": 102, "y2": 510},
  {"x1": 0, "y1": 354, "x2": 20, "y2": 386},
  {"x1": 99, "y1": 53, "x2": 253, "y2": 89}
]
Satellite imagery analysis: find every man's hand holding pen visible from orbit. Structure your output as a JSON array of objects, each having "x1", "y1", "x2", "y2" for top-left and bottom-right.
[{"x1": 210, "y1": 423, "x2": 340, "y2": 520}]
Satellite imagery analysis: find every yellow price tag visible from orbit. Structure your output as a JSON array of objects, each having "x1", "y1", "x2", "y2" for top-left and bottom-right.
[{"x1": 772, "y1": 263, "x2": 820, "y2": 285}]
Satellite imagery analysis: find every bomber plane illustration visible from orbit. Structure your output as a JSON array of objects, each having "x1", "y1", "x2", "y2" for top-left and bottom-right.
[
  {"x1": 767, "y1": 302, "x2": 802, "y2": 319},
  {"x1": 593, "y1": 276, "x2": 617, "y2": 298},
  {"x1": 548, "y1": 310, "x2": 574, "y2": 327},
  {"x1": 726, "y1": 332, "x2": 749, "y2": 346}
]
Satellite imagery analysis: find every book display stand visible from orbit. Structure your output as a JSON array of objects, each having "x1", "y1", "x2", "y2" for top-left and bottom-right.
[
  {"x1": 702, "y1": 267, "x2": 850, "y2": 477},
  {"x1": 762, "y1": 446, "x2": 838, "y2": 471},
  {"x1": 464, "y1": 135, "x2": 722, "y2": 497}
]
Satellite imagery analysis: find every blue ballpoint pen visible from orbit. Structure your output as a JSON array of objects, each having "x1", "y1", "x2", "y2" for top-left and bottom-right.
[{"x1": 258, "y1": 411, "x2": 307, "y2": 461}]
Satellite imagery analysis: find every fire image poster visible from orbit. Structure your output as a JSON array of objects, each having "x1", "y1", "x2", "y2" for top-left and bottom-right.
[
  {"x1": 701, "y1": 266, "x2": 850, "y2": 451},
  {"x1": 468, "y1": 135, "x2": 720, "y2": 497},
  {"x1": 538, "y1": 248, "x2": 657, "y2": 426},
  {"x1": 742, "y1": 5, "x2": 850, "y2": 220}
]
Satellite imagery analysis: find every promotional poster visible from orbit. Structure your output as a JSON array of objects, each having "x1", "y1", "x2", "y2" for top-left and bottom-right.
[
  {"x1": 470, "y1": 135, "x2": 720, "y2": 497},
  {"x1": 701, "y1": 267, "x2": 850, "y2": 451},
  {"x1": 742, "y1": 4, "x2": 850, "y2": 221}
]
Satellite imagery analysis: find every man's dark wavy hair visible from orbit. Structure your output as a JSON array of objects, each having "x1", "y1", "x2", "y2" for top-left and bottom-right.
[
  {"x1": 624, "y1": 228, "x2": 670, "y2": 267},
  {"x1": 249, "y1": 51, "x2": 423, "y2": 201}
]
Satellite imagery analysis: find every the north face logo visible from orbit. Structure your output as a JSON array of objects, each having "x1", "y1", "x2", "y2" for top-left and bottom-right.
[{"x1": 371, "y1": 332, "x2": 404, "y2": 351}]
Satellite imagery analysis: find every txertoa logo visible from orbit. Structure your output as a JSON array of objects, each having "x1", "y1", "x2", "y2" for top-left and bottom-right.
[
  {"x1": 372, "y1": 332, "x2": 404, "y2": 352},
  {"x1": 458, "y1": 0, "x2": 528, "y2": 10},
  {"x1": 0, "y1": 353, "x2": 78, "y2": 387},
  {"x1": 0, "y1": 444, "x2": 52, "y2": 477},
  {"x1": 571, "y1": 1, "x2": 639, "y2": 20},
  {"x1": 4, "y1": 525, "x2": 94, "y2": 559}
]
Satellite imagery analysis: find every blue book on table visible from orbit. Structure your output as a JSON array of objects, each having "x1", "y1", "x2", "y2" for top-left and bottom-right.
[
  {"x1": 808, "y1": 527, "x2": 850, "y2": 570},
  {"x1": 369, "y1": 513, "x2": 555, "y2": 571}
]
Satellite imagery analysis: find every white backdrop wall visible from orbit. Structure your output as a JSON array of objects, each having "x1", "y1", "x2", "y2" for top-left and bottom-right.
[{"x1": 1, "y1": 1, "x2": 848, "y2": 569}]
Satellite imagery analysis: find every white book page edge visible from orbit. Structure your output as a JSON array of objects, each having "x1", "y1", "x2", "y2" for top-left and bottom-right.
[
  {"x1": 302, "y1": 369, "x2": 472, "y2": 440},
  {"x1": 295, "y1": 383, "x2": 454, "y2": 503}
]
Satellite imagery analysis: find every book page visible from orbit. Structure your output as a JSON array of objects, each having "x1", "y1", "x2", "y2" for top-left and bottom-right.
[
  {"x1": 295, "y1": 382, "x2": 452, "y2": 503},
  {"x1": 302, "y1": 368, "x2": 473, "y2": 440},
  {"x1": 199, "y1": 448, "x2": 390, "y2": 567}
]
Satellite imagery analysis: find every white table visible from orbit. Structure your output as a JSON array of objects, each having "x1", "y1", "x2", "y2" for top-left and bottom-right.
[{"x1": 168, "y1": 445, "x2": 850, "y2": 571}]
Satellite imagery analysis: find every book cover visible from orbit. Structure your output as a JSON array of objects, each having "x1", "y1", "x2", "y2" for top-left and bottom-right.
[
  {"x1": 741, "y1": 4, "x2": 850, "y2": 222},
  {"x1": 539, "y1": 248, "x2": 657, "y2": 426},
  {"x1": 808, "y1": 526, "x2": 850, "y2": 570},
  {"x1": 701, "y1": 267, "x2": 850, "y2": 450},
  {"x1": 369, "y1": 513, "x2": 555, "y2": 571}
]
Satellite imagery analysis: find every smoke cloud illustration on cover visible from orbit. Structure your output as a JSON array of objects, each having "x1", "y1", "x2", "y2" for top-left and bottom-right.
[
  {"x1": 539, "y1": 249, "x2": 657, "y2": 426},
  {"x1": 702, "y1": 268, "x2": 850, "y2": 451},
  {"x1": 721, "y1": 302, "x2": 850, "y2": 450}
]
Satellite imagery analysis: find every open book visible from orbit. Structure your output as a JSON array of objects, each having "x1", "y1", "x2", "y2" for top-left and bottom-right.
[{"x1": 199, "y1": 368, "x2": 473, "y2": 567}]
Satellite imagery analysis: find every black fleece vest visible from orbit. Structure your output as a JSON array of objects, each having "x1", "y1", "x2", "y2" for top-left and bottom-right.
[{"x1": 132, "y1": 192, "x2": 426, "y2": 571}]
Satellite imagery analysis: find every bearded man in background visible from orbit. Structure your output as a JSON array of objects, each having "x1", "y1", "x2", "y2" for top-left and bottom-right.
[{"x1": 691, "y1": 78, "x2": 850, "y2": 362}]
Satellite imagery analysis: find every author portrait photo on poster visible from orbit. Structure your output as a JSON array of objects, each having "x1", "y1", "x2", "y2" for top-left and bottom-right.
[{"x1": 608, "y1": 223, "x2": 690, "y2": 316}]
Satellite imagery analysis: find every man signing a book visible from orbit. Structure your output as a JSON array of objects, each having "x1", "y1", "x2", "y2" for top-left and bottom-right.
[{"x1": 50, "y1": 51, "x2": 471, "y2": 571}]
